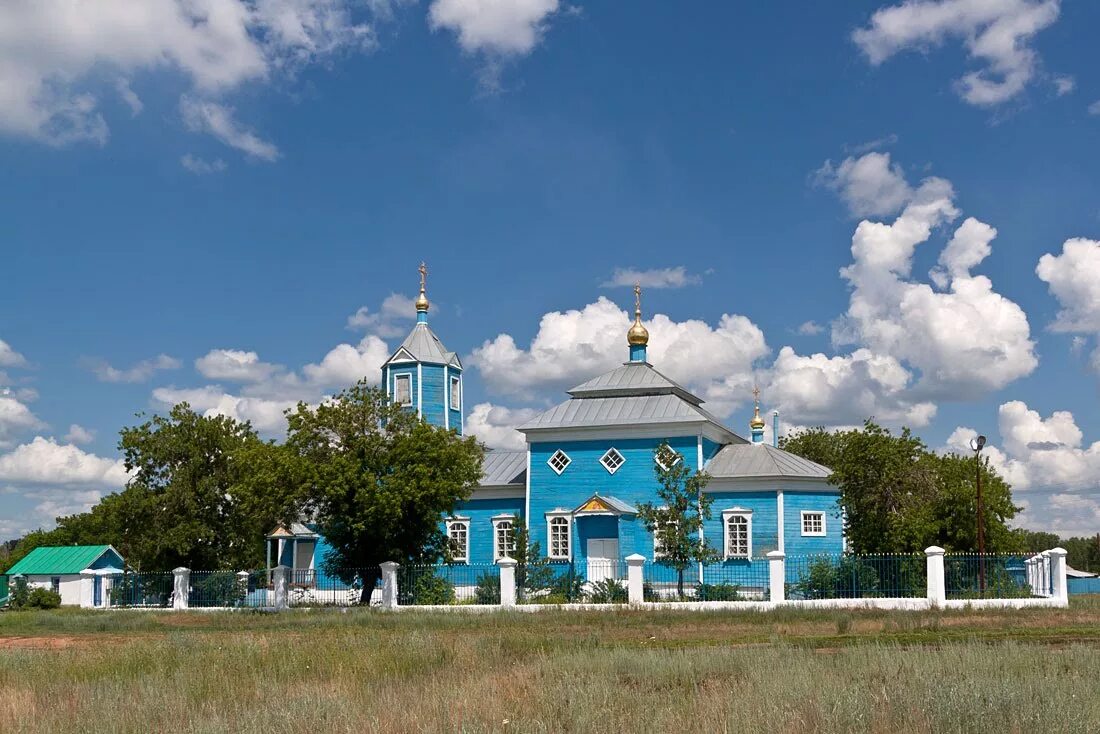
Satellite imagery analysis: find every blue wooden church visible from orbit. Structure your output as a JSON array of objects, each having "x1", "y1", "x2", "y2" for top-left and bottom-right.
[{"x1": 269, "y1": 266, "x2": 842, "y2": 586}]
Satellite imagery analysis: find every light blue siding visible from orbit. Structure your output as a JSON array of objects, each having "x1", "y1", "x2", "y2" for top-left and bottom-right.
[
  {"x1": 421, "y1": 364, "x2": 445, "y2": 427},
  {"x1": 783, "y1": 491, "x2": 844, "y2": 556},
  {"x1": 705, "y1": 491, "x2": 781, "y2": 558},
  {"x1": 447, "y1": 496, "x2": 525, "y2": 564}
]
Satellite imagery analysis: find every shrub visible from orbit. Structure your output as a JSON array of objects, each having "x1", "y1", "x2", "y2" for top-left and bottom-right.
[
  {"x1": 548, "y1": 568, "x2": 585, "y2": 602},
  {"x1": 587, "y1": 578, "x2": 627, "y2": 604},
  {"x1": 191, "y1": 572, "x2": 247, "y2": 608},
  {"x1": 24, "y1": 587, "x2": 61, "y2": 609},
  {"x1": 794, "y1": 557, "x2": 880, "y2": 600},
  {"x1": 401, "y1": 571, "x2": 455, "y2": 605},
  {"x1": 473, "y1": 572, "x2": 500, "y2": 605},
  {"x1": 697, "y1": 582, "x2": 741, "y2": 601}
]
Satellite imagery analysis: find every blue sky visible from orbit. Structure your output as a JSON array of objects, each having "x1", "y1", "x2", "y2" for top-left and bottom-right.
[{"x1": 2, "y1": 0, "x2": 1100, "y2": 539}]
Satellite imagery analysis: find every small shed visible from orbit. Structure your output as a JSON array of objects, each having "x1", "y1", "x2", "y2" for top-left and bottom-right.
[{"x1": 5, "y1": 545, "x2": 125, "y2": 607}]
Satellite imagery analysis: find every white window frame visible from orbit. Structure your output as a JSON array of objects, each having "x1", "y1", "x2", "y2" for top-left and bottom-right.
[
  {"x1": 445, "y1": 518, "x2": 469, "y2": 563},
  {"x1": 492, "y1": 516, "x2": 516, "y2": 560},
  {"x1": 393, "y1": 373, "x2": 412, "y2": 406},
  {"x1": 449, "y1": 375, "x2": 461, "y2": 411},
  {"x1": 655, "y1": 444, "x2": 683, "y2": 471},
  {"x1": 547, "y1": 449, "x2": 572, "y2": 475},
  {"x1": 651, "y1": 509, "x2": 673, "y2": 560},
  {"x1": 599, "y1": 447, "x2": 626, "y2": 475},
  {"x1": 722, "y1": 509, "x2": 752, "y2": 560},
  {"x1": 800, "y1": 510, "x2": 826, "y2": 537},
  {"x1": 546, "y1": 513, "x2": 571, "y2": 560}
]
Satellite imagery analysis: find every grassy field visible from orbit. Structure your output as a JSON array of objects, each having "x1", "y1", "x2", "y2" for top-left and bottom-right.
[{"x1": 2, "y1": 599, "x2": 1099, "y2": 733}]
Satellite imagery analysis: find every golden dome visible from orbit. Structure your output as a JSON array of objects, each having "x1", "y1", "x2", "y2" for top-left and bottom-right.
[
  {"x1": 415, "y1": 261, "x2": 430, "y2": 313},
  {"x1": 627, "y1": 283, "x2": 649, "y2": 346},
  {"x1": 749, "y1": 385, "x2": 765, "y2": 429}
]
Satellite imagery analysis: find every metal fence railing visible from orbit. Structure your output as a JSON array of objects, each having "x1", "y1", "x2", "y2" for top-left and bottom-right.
[
  {"x1": 945, "y1": 554, "x2": 1033, "y2": 600},
  {"x1": 398, "y1": 564, "x2": 500, "y2": 605},
  {"x1": 643, "y1": 559, "x2": 770, "y2": 601},
  {"x1": 786, "y1": 554, "x2": 927, "y2": 600},
  {"x1": 287, "y1": 568, "x2": 381, "y2": 607},
  {"x1": 110, "y1": 571, "x2": 175, "y2": 608}
]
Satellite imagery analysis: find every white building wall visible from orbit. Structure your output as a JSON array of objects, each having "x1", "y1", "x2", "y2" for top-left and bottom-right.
[{"x1": 23, "y1": 574, "x2": 84, "y2": 606}]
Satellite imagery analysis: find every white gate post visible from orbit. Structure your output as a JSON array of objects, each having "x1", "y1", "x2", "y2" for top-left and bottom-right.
[
  {"x1": 1025, "y1": 557, "x2": 1035, "y2": 595},
  {"x1": 1040, "y1": 551, "x2": 1051, "y2": 597},
  {"x1": 925, "y1": 546, "x2": 946, "y2": 608},
  {"x1": 625, "y1": 554, "x2": 645, "y2": 604},
  {"x1": 497, "y1": 557, "x2": 517, "y2": 607},
  {"x1": 273, "y1": 565, "x2": 289, "y2": 611},
  {"x1": 172, "y1": 567, "x2": 190, "y2": 610},
  {"x1": 1048, "y1": 547, "x2": 1068, "y2": 605},
  {"x1": 79, "y1": 570, "x2": 96, "y2": 608},
  {"x1": 767, "y1": 550, "x2": 786, "y2": 603},
  {"x1": 380, "y1": 562, "x2": 400, "y2": 609}
]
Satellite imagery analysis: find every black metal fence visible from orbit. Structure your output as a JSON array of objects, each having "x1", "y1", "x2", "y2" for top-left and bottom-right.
[
  {"x1": 944, "y1": 554, "x2": 1032, "y2": 599},
  {"x1": 786, "y1": 554, "x2": 927, "y2": 599}
]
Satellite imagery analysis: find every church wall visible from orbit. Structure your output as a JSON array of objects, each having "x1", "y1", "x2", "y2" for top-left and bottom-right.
[
  {"x1": 702, "y1": 438, "x2": 723, "y2": 464},
  {"x1": 783, "y1": 490, "x2": 844, "y2": 556},
  {"x1": 447, "y1": 496, "x2": 525, "y2": 565},
  {"x1": 420, "y1": 364, "x2": 445, "y2": 427},
  {"x1": 528, "y1": 434, "x2": 700, "y2": 559},
  {"x1": 385, "y1": 365, "x2": 418, "y2": 416},
  {"x1": 704, "y1": 490, "x2": 781, "y2": 558}
]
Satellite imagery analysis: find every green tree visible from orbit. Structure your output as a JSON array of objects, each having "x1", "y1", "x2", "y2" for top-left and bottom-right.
[
  {"x1": 277, "y1": 380, "x2": 483, "y2": 603},
  {"x1": 782, "y1": 421, "x2": 1020, "y2": 553},
  {"x1": 637, "y1": 444, "x2": 718, "y2": 597}
]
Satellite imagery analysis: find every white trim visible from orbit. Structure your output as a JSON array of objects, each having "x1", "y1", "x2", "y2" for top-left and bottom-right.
[
  {"x1": 386, "y1": 347, "x2": 418, "y2": 364},
  {"x1": 393, "y1": 373, "x2": 413, "y2": 406},
  {"x1": 443, "y1": 365, "x2": 450, "y2": 430},
  {"x1": 492, "y1": 516, "x2": 516, "y2": 560},
  {"x1": 524, "y1": 448, "x2": 532, "y2": 526},
  {"x1": 445, "y1": 518, "x2": 470, "y2": 563},
  {"x1": 470, "y1": 486, "x2": 526, "y2": 500},
  {"x1": 696, "y1": 434, "x2": 704, "y2": 470},
  {"x1": 777, "y1": 490, "x2": 785, "y2": 553},
  {"x1": 547, "y1": 449, "x2": 571, "y2": 475},
  {"x1": 704, "y1": 477, "x2": 836, "y2": 492},
  {"x1": 459, "y1": 368, "x2": 464, "y2": 432},
  {"x1": 546, "y1": 513, "x2": 572, "y2": 560},
  {"x1": 800, "y1": 510, "x2": 826, "y2": 537},
  {"x1": 416, "y1": 363, "x2": 423, "y2": 419},
  {"x1": 722, "y1": 508, "x2": 752, "y2": 560},
  {"x1": 384, "y1": 367, "x2": 390, "y2": 397},
  {"x1": 599, "y1": 447, "x2": 626, "y2": 475},
  {"x1": 520, "y1": 423, "x2": 741, "y2": 444}
]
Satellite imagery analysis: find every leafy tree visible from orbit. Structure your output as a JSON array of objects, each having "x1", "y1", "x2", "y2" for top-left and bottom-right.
[
  {"x1": 502, "y1": 515, "x2": 554, "y2": 602},
  {"x1": 1011, "y1": 529, "x2": 1061, "y2": 553},
  {"x1": 637, "y1": 444, "x2": 718, "y2": 597},
  {"x1": 276, "y1": 380, "x2": 483, "y2": 603},
  {"x1": 782, "y1": 421, "x2": 1021, "y2": 553}
]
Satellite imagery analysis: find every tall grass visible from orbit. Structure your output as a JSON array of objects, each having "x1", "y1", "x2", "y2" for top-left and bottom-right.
[{"x1": 2, "y1": 599, "x2": 1099, "y2": 733}]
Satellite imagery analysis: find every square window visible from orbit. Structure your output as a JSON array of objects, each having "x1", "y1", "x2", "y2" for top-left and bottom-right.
[
  {"x1": 600, "y1": 447, "x2": 625, "y2": 474},
  {"x1": 655, "y1": 444, "x2": 683, "y2": 471},
  {"x1": 547, "y1": 449, "x2": 571, "y2": 475},
  {"x1": 801, "y1": 511, "x2": 826, "y2": 537},
  {"x1": 450, "y1": 376, "x2": 461, "y2": 410},
  {"x1": 394, "y1": 374, "x2": 412, "y2": 406}
]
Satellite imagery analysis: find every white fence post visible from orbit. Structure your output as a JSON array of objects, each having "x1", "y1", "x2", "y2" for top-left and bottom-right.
[
  {"x1": 1048, "y1": 547, "x2": 1068, "y2": 605},
  {"x1": 1040, "y1": 551, "x2": 1051, "y2": 597},
  {"x1": 626, "y1": 554, "x2": 645, "y2": 604},
  {"x1": 925, "y1": 546, "x2": 946, "y2": 608},
  {"x1": 497, "y1": 557, "x2": 517, "y2": 607},
  {"x1": 273, "y1": 565, "x2": 289, "y2": 611},
  {"x1": 1025, "y1": 556, "x2": 1035, "y2": 595},
  {"x1": 767, "y1": 550, "x2": 785, "y2": 603},
  {"x1": 172, "y1": 567, "x2": 190, "y2": 610},
  {"x1": 380, "y1": 562, "x2": 400, "y2": 609}
]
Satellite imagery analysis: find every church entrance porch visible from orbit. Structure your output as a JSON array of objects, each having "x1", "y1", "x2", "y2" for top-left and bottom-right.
[
  {"x1": 586, "y1": 538, "x2": 620, "y2": 584},
  {"x1": 572, "y1": 494, "x2": 637, "y2": 584}
]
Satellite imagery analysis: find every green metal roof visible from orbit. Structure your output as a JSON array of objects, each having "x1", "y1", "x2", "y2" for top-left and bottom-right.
[{"x1": 5, "y1": 545, "x2": 117, "y2": 576}]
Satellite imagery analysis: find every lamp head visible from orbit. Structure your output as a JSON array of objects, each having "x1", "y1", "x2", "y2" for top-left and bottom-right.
[{"x1": 969, "y1": 435, "x2": 987, "y2": 452}]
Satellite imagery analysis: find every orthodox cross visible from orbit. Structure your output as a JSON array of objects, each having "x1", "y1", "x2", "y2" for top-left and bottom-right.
[{"x1": 419, "y1": 262, "x2": 427, "y2": 290}]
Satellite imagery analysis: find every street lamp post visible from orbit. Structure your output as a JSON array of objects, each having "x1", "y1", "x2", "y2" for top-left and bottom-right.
[{"x1": 969, "y1": 435, "x2": 987, "y2": 593}]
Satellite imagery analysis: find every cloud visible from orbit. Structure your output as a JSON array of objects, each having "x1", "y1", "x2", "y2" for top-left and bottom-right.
[
  {"x1": 428, "y1": 0, "x2": 559, "y2": 56},
  {"x1": 0, "y1": 339, "x2": 27, "y2": 368},
  {"x1": 946, "y1": 401, "x2": 1100, "y2": 535},
  {"x1": 1037, "y1": 238, "x2": 1100, "y2": 333},
  {"x1": 63, "y1": 424, "x2": 95, "y2": 445},
  {"x1": 1052, "y1": 75, "x2": 1075, "y2": 96},
  {"x1": 346, "y1": 293, "x2": 417, "y2": 337},
  {"x1": 796, "y1": 321, "x2": 825, "y2": 336},
  {"x1": 469, "y1": 296, "x2": 768, "y2": 416},
  {"x1": 195, "y1": 349, "x2": 281, "y2": 382},
  {"x1": 853, "y1": 0, "x2": 1061, "y2": 106},
  {"x1": 814, "y1": 152, "x2": 914, "y2": 218},
  {"x1": 180, "y1": 153, "x2": 227, "y2": 174},
  {"x1": 0, "y1": 393, "x2": 45, "y2": 449},
  {"x1": 0, "y1": 0, "x2": 377, "y2": 151},
  {"x1": 83, "y1": 354, "x2": 182, "y2": 383},
  {"x1": 843, "y1": 133, "x2": 900, "y2": 155},
  {"x1": 180, "y1": 97, "x2": 280, "y2": 161},
  {"x1": 301, "y1": 335, "x2": 392, "y2": 387},
  {"x1": 601, "y1": 266, "x2": 701, "y2": 289},
  {"x1": 152, "y1": 385, "x2": 296, "y2": 433},
  {"x1": 1088, "y1": 100, "x2": 1100, "y2": 116},
  {"x1": 464, "y1": 402, "x2": 540, "y2": 450},
  {"x1": 0, "y1": 436, "x2": 128, "y2": 486}
]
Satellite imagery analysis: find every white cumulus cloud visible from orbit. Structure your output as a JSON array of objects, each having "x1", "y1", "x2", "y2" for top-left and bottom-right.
[
  {"x1": 853, "y1": 0, "x2": 1061, "y2": 107},
  {"x1": 464, "y1": 402, "x2": 540, "y2": 450},
  {"x1": 814, "y1": 152, "x2": 914, "y2": 218},
  {"x1": 0, "y1": 339, "x2": 27, "y2": 368},
  {"x1": 63, "y1": 424, "x2": 96, "y2": 445},
  {"x1": 428, "y1": 0, "x2": 559, "y2": 55},
  {"x1": 83, "y1": 354, "x2": 182, "y2": 383},
  {"x1": 601, "y1": 266, "x2": 701, "y2": 290},
  {"x1": 0, "y1": 436, "x2": 128, "y2": 486},
  {"x1": 1036, "y1": 237, "x2": 1100, "y2": 374},
  {"x1": 195, "y1": 349, "x2": 281, "y2": 382}
]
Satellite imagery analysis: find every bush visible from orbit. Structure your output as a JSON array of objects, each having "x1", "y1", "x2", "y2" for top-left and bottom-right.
[
  {"x1": 473, "y1": 572, "x2": 500, "y2": 604},
  {"x1": 401, "y1": 571, "x2": 455, "y2": 605},
  {"x1": 24, "y1": 587, "x2": 61, "y2": 609},
  {"x1": 794, "y1": 557, "x2": 880, "y2": 600},
  {"x1": 586, "y1": 578, "x2": 627, "y2": 604},
  {"x1": 697, "y1": 582, "x2": 741, "y2": 601}
]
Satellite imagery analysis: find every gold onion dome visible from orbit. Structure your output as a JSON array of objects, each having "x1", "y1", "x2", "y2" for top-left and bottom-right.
[
  {"x1": 627, "y1": 283, "x2": 649, "y2": 346},
  {"x1": 415, "y1": 261, "x2": 430, "y2": 312},
  {"x1": 749, "y1": 386, "x2": 766, "y2": 429}
]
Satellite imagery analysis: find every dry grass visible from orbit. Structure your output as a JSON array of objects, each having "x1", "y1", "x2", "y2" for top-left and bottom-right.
[{"x1": 1, "y1": 598, "x2": 1099, "y2": 733}]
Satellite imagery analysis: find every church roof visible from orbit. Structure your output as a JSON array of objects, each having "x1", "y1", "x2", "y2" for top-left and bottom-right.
[
  {"x1": 479, "y1": 449, "x2": 526, "y2": 487},
  {"x1": 567, "y1": 362, "x2": 702, "y2": 405},
  {"x1": 706, "y1": 443, "x2": 831, "y2": 480},
  {"x1": 383, "y1": 323, "x2": 461, "y2": 368}
]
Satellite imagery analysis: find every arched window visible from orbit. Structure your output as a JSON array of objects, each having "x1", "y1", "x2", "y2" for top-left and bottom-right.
[
  {"x1": 548, "y1": 516, "x2": 570, "y2": 559},
  {"x1": 446, "y1": 519, "x2": 469, "y2": 563},
  {"x1": 723, "y1": 510, "x2": 752, "y2": 559},
  {"x1": 493, "y1": 517, "x2": 516, "y2": 560}
]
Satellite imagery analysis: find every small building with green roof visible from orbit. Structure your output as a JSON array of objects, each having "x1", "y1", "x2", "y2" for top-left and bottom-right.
[{"x1": 5, "y1": 545, "x2": 125, "y2": 607}]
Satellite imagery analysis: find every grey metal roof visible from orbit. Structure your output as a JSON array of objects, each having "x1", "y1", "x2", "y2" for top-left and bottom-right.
[
  {"x1": 706, "y1": 443, "x2": 832, "y2": 479},
  {"x1": 383, "y1": 323, "x2": 461, "y2": 368},
  {"x1": 518, "y1": 393, "x2": 733, "y2": 434},
  {"x1": 567, "y1": 362, "x2": 702, "y2": 405},
  {"x1": 479, "y1": 449, "x2": 527, "y2": 487}
]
